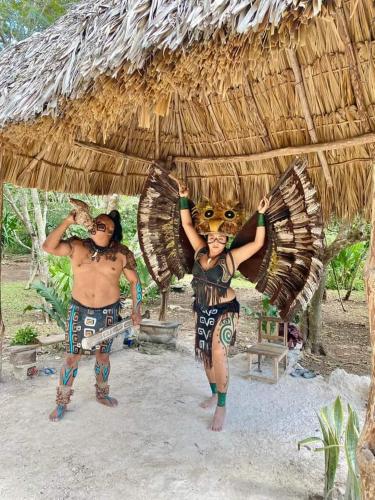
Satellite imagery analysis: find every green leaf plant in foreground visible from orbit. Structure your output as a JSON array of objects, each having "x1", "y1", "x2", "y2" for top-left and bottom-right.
[{"x1": 298, "y1": 397, "x2": 361, "y2": 500}]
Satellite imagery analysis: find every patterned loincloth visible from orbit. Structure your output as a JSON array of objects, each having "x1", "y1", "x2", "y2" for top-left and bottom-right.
[
  {"x1": 65, "y1": 298, "x2": 121, "y2": 355},
  {"x1": 193, "y1": 298, "x2": 240, "y2": 367}
]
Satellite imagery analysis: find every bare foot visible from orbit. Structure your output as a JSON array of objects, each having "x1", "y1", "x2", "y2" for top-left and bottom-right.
[
  {"x1": 49, "y1": 405, "x2": 67, "y2": 422},
  {"x1": 199, "y1": 394, "x2": 218, "y2": 409},
  {"x1": 96, "y1": 395, "x2": 118, "y2": 407},
  {"x1": 210, "y1": 406, "x2": 226, "y2": 431}
]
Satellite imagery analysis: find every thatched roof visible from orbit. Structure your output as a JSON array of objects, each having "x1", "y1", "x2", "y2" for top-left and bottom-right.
[{"x1": 0, "y1": 0, "x2": 373, "y2": 220}]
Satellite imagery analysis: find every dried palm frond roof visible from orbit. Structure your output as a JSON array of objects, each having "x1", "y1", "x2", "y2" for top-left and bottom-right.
[
  {"x1": 0, "y1": 0, "x2": 327, "y2": 126},
  {"x1": 0, "y1": 0, "x2": 373, "y2": 221}
]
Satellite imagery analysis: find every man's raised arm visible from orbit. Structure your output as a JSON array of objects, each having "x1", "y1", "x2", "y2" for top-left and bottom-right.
[{"x1": 42, "y1": 212, "x2": 76, "y2": 256}]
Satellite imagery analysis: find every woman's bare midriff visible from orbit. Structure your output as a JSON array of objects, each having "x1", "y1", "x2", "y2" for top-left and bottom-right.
[{"x1": 206, "y1": 287, "x2": 236, "y2": 307}]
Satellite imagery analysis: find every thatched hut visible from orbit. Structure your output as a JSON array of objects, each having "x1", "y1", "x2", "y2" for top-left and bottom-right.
[{"x1": 0, "y1": 0, "x2": 374, "y2": 495}]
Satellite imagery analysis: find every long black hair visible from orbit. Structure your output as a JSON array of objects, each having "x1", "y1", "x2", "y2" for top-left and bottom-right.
[{"x1": 108, "y1": 210, "x2": 123, "y2": 242}]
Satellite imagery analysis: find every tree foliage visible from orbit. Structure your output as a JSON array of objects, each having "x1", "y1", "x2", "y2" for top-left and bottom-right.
[{"x1": 0, "y1": 0, "x2": 74, "y2": 48}]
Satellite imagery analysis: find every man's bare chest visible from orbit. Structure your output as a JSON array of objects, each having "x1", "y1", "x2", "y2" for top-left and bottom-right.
[{"x1": 73, "y1": 250, "x2": 123, "y2": 276}]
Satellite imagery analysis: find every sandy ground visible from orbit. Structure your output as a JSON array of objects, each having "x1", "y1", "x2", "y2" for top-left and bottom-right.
[
  {"x1": 0, "y1": 342, "x2": 369, "y2": 500},
  {"x1": 0, "y1": 258, "x2": 370, "y2": 499}
]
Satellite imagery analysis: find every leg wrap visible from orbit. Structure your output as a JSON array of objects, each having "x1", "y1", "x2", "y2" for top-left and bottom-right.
[
  {"x1": 94, "y1": 361, "x2": 110, "y2": 384},
  {"x1": 56, "y1": 386, "x2": 74, "y2": 406},
  {"x1": 210, "y1": 382, "x2": 217, "y2": 395},
  {"x1": 217, "y1": 392, "x2": 227, "y2": 407},
  {"x1": 95, "y1": 383, "x2": 110, "y2": 400}
]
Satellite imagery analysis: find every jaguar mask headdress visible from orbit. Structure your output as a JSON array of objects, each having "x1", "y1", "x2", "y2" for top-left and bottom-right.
[{"x1": 192, "y1": 200, "x2": 245, "y2": 237}]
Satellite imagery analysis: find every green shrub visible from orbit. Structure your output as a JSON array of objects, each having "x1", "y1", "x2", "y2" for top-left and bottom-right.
[
  {"x1": 48, "y1": 255, "x2": 73, "y2": 305},
  {"x1": 10, "y1": 326, "x2": 39, "y2": 345},
  {"x1": 242, "y1": 295, "x2": 279, "y2": 334},
  {"x1": 24, "y1": 281, "x2": 68, "y2": 331},
  {"x1": 327, "y1": 241, "x2": 368, "y2": 292}
]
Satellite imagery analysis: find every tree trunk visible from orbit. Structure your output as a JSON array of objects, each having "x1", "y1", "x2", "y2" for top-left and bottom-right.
[
  {"x1": 106, "y1": 194, "x2": 119, "y2": 213},
  {"x1": 302, "y1": 267, "x2": 328, "y2": 354},
  {"x1": 5, "y1": 187, "x2": 48, "y2": 286},
  {"x1": 357, "y1": 167, "x2": 375, "y2": 498},
  {"x1": 301, "y1": 221, "x2": 368, "y2": 354},
  {"x1": 0, "y1": 183, "x2": 5, "y2": 381},
  {"x1": 30, "y1": 188, "x2": 48, "y2": 285}
]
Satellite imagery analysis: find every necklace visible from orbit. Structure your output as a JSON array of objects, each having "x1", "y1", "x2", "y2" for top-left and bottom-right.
[{"x1": 86, "y1": 239, "x2": 114, "y2": 260}]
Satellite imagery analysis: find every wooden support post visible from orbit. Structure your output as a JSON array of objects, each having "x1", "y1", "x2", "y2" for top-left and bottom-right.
[
  {"x1": 357, "y1": 164, "x2": 375, "y2": 498},
  {"x1": 0, "y1": 181, "x2": 5, "y2": 381},
  {"x1": 154, "y1": 115, "x2": 170, "y2": 322},
  {"x1": 159, "y1": 289, "x2": 169, "y2": 322}
]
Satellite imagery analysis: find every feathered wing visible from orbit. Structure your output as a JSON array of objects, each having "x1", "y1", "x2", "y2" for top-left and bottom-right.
[
  {"x1": 137, "y1": 162, "x2": 194, "y2": 292},
  {"x1": 231, "y1": 157, "x2": 324, "y2": 320}
]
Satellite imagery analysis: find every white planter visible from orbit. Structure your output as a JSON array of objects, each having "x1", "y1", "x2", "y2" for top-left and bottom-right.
[
  {"x1": 9, "y1": 345, "x2": 38, "y2": 366},
  {"x1": 138, "y1": 320, "x2": 181, "y2": 347}
]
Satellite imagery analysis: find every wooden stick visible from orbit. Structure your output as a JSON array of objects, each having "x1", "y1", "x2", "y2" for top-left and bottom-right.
[
  {"x1": 174, "y1": 93, "x2": 188, "y2": 185},
  {"x1": 6, "y1": 131, "x2": 375, "y2": 180},
  {"x1": 286, "y1": 49, "x2": 333, "y2": 187},
  {"x1": 336, "y1": 7, "x2": 375, "y2": 156},
  {"x1": 357, "y1": 164, "x2": 375, "y2": 498},
  {"x1": 74, "y1": 140, "x2": 154, "y2": 164},
  {"x1": 242, "y1": 77, "x2": 283, "y2": 175},
  {"x1": 16, "y1": 145, "x2": 50, "y2": 183},
  {"x1": 173, "y1": 132, "x2": 375, "y2": 164},
  {"x1": 154, "y1": 115, "x2": 160, "y2": 160},
  {"x1": 337, "y1": 7, "x2": 369, "y2": 123}
]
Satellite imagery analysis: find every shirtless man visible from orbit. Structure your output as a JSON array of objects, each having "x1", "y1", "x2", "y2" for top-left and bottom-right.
[{"x1": 43, "y1": 209, "x2": 142, "y2": 422}]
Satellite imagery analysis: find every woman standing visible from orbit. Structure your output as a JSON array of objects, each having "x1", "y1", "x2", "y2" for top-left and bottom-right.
[{"x1": 177, "y1": 181, "x2": 270, "y2": 431}]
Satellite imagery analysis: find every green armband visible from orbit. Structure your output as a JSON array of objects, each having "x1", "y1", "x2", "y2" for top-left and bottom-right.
[
  {"x1": 257, "y1": 212, "x2": 266, "y2": 227},
  {"x1": 179, "y1": 197, "x2": 190, "y2": 210}
]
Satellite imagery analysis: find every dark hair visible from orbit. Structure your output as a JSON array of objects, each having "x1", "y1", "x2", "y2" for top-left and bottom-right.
[{"x1": 107, "y1": 210, "x2": 123, "y2": 242}]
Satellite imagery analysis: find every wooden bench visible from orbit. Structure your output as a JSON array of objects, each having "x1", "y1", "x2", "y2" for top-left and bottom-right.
[{"x1": 247, "y1": 316, "x2": 288, "y2": 384}]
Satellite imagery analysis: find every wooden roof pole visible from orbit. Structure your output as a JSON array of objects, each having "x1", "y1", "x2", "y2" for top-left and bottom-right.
[
  {"x1": 174, "y1": 94, "x2": 188, "y2": 186},
  {"x1": 286, "y1": 49, "x2": 333, "y2": 187},
  {"x1": 74, "y1": 140, "x2": 153, "y2": 164},
  {"x1": 358, "y1": 163, "x2": 375, "y2": 498},
  {"x1": 203, "y1": 93, "x2": 241, "y2": 198},
  {"x1": 8, "y1": 132, "x2": 375, "y2": 180},
  {"x1": 336, "y1": 5, "x2": 375, "y2": 495},
  {"x1": 336, "y1": 5, "x2": 375, "y2": 155},
  {"x1": 242, "y1": 77, "x2": 283, "y2": 175},
  {"x1": 154, "y1": 115, "x2": 160, "y2": 160},
  {"x1": 16, "y1": 145, "x2": 51, "y2": 183},
  {"x1": 173, "y1": 132, "x2": 375, "y2": 164}
]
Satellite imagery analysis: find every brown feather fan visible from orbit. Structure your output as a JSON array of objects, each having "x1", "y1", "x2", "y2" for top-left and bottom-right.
[
  {"x1": 138, "y1": 158, "x2": 324, "y2": 321},
  {"x1": 231, "y1": 157, "x2": 324, "y2": 320},
  {"x1": 137, "y1": 161, "x2": 194, "y2": 294}
]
